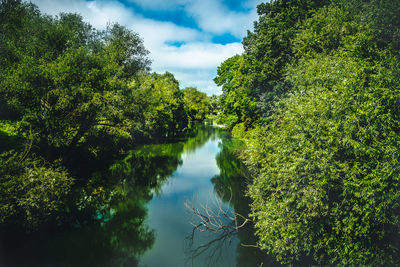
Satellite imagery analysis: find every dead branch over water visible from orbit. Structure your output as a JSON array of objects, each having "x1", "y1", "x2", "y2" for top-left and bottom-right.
[{"x1": 184, "y1": 192, "x2": 251, "y2": 266}]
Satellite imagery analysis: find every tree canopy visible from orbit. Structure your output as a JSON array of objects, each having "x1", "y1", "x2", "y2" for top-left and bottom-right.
[
  {"x1": 182, "y1": 87, "x2": 210, "y2": 126},
  {"x1": 0, "y1": 0, "x2": 211, "y2": 229},
  {"x1": 214, "y1": 0, "x2": 400, "y2": 264}
]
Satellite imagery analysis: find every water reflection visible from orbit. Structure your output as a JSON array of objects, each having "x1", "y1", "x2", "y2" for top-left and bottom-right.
[
  {"x1": 0, "y1": 125, "x2": 269, "y2": 267},
  {"x1": 139, "y1": 126, "x2": 229, "y2": 267},
  {"x1": 211, "y1": 138, "x2": 281, "y2": 267},
  {"x1": 1, "y1": 189, "x2": 155, "y2": 267},
  {"x1": 1, "y1": 132, "x2": 191, "y2": 266}
]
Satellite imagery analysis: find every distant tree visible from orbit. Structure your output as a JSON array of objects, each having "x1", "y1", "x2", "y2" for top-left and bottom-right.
[
  {"x1": 129, "y1": 72, "x2": 187, "y2": 139},
  {"x1": 208, "y1": 94, "x2": 219, "y2": 116},
  {"x1": 182, "y1": 87, "x2": 210, "y2": 126}
]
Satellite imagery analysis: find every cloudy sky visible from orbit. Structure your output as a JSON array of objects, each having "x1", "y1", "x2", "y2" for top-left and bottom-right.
[{"x1": 30, "y1": 0, "x2": 263, "y2": 95}]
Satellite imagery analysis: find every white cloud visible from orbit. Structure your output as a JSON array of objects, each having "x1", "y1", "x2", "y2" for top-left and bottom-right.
[
  {"x1": 31, "y1": 0, "x2": 134, "y2": 28},
  {"x1": 151, "y1": 42, "x2": 243, "y2": 95},
  {"x1": 30, "y1": 0, "x2": 256, "y2": 95},
  {"x1": 162, "y1": 69, "x2": 220, "y2": 95},
  {"x1": 184, "y1": 0, "x2": 259, "y2": 37},
  {"x1": 132, "y1": 19, "x2": 204, "y2": 49},
  {"x1": 152, "y1": 42, "x2": 242, "y2": 69},
  {"x1": 29, "y1": 0, "x2": 87, "y2": 15},
  {"x1": 127, "y1": 0, "x2": 263, "y2": 38},
  {"x1": 126, "y1": 0, "x2": 188, "y2": 10}
]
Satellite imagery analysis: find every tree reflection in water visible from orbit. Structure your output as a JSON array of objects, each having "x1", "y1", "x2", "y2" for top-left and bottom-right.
[
  {"x1": 0, "y1": 137, "x2": 189, "y2": 267},
  {"x1": 186, "y1": 133, "x2": 282, "y2": 267},
  {"x1": 1, "y1": 125, "x2": 279, "y2": 267},
  {"x1": 1, "y1": 183, "x2": 155, "y2": 267}
]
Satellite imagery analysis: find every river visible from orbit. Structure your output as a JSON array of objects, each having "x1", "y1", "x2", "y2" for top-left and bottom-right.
[{"x1": 0, "y1": 125, "x2": 279, "y2": 267}]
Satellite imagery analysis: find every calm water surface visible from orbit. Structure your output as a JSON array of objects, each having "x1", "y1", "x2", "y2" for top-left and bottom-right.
[
  {"x1": 1, "y1": 125, "x2": 278, "y2": 267},
  {"x1": 141, "y1": 129, "x2": 233, "y2": 267}
]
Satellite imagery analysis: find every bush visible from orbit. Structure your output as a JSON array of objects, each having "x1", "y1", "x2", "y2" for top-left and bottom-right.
[
  {"x1": 0, "y1": 151, "x2": 74, "y2": 228},
  {"x1": 246, "y1": 53, "x2": 400, "y2": 265}
]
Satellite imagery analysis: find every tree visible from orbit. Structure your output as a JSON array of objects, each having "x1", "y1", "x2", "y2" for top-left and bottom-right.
[
  {"x1": 246, "y1": 50, "x2": 400, "y2": 265},
  {"x1": 214, "y1": 55, "x2": 257, "y2": 129},
  {"x1": 223, "y1": 0, "x2": 400, "y2": 265},
  {"x1": 208, "y1": 94, "x2": 219, "y2": 116},
  {"x1": 128, "y1": 72, "x2": 187, "y2": 139},
  {"x1": 104, "y1": 23, "x2": 151, "y2": 79},
  {"x1": 0, "y1": 1, "x2": 151, "y2": 156},
  {"x1": 214, "y1": 1, "x2": 331, "y2": 131},
  {"x1": 182, "y1": 87, "x2": 210, "y2": 126},
  {"x1": 241, "y1": 0, "x2": 331, "y2": 110},
  {"x1": 0, "y1": 150, "x2": 73, "y2": 228}
]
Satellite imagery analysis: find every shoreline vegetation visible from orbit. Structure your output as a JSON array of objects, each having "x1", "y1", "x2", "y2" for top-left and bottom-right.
[
  {"x1": 0, "y1": 0, "x2": 214, "y2": 230},
  {"x1": 214, "y1": 0, "x2": 400, "y2": 265},
  {"x1": 2, "y1": 0, "x2": 400, "y2": 265}
]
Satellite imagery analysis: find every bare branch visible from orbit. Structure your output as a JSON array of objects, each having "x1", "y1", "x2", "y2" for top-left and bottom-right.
[{"x1": 184, "y1": 191, "x2": 252, "y2": 266}]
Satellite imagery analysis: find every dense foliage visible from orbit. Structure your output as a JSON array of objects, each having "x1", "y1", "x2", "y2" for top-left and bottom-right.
[
  {"x1": 182, "y1": 87, "x2": 210, "y2": 126},
  {"x1": 0, "y1": 0, "x2": 212, "y2": 230},
  {"x1": 0, "y1": 151, "x2": 73, "y2": 228},
  {"x1": 214, "y1": 0, "x2": 400, "y2": 265},
  {"x1": 214, "y1": 55, "x2": 257, "y2": 129},
  {"x1": 129, "y1": 72, "x2": 187, "y2": 139}
]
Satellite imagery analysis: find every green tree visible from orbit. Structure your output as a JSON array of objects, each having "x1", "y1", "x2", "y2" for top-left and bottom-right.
[
  {"x1": 214, "y1": 55, "x2": 257, "y2": 129},
  {"x1": 208, "y1": 94, "x2": 219, "y2": 116},
  {"x1": 0, "y1": 1, "x2": 151, "y2": 156},
  {"x1": 247, "y1": 51, "x2": 400, "y2": 265},
  {"x1": 222, "y1": 0, "x2": 400, "y2": 265},
  {"x1": 2, "y1": 46, "x2": 126, "y2": 151},
  {"x1": 242, "y1": 0, "x2": 330, "y2": 111},
  {"x1": 0, "y1": 0, "x2": 190, "y2": 232},
  {"x1": 0, "y1": 151, "x2": 73, "y2": 228},
  {"x1": 129, "y1": 72, "x2": 187, "y2": 139},
  {"x1": 182, "y1": 87, "x2": 210, "y2": 126},
  {"x1": 103, "y1": 23, "x2": 151, "y2": 78}
]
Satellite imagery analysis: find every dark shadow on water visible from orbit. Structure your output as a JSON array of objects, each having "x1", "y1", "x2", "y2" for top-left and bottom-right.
[
  {"x1": 0, "y1": 124, "x2": 226, "y2": 267},
  {"x1": 0, "y1": 124, "x2": 290, "y2": 267},
  {"x1": 210, "y1": 137, "x2": 282, "y2": 267}
]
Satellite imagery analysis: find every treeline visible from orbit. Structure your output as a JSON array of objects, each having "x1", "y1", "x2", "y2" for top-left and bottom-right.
[
  {"x1": 0, "y1": 0, "x2": 211, "y2": 228},
  {"x1": 215, "y1": 0, "x2": 400, "y2": 265}
]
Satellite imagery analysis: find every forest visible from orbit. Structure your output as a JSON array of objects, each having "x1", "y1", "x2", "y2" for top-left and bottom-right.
[
  {"x1": 214, "y1": 0, "x2": 400, "y2": 265},
  {"x1": 2, "y1": 0, "x2": 400, "y2": 265},
  {"x1": 0, "y1": 0, "x2": 211, "y2": 229}
]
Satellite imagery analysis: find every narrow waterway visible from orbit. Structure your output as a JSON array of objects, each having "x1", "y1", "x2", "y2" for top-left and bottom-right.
[
  {"x1": 1, "y1": 125, "x2": 278, "y2": 267},
  {"x1": 140, "y1": 127, "x2": 235, "y2": 267}
]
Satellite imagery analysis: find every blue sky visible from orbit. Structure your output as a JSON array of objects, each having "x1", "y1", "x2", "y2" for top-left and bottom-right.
[{"x1": 30, "y1": 0, "x2": 263, "y2": 95}]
